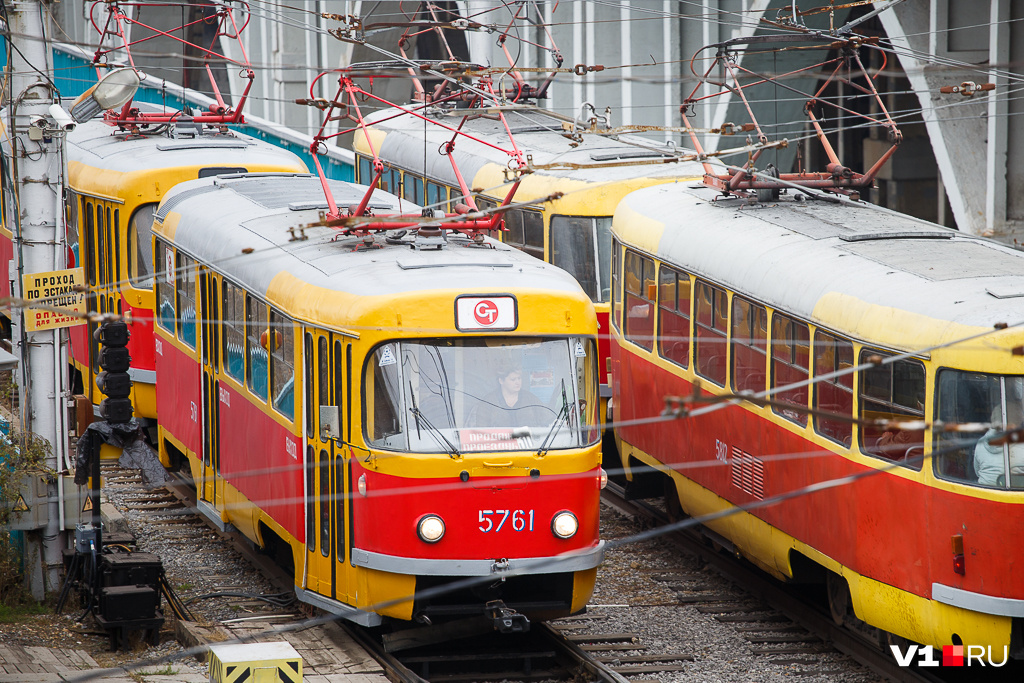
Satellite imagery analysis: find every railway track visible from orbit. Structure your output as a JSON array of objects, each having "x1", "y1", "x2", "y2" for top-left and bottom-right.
[
  {"x1": 601, "y1": 481, "x2": 945, "y2": 683},
  {"x1": 105, "y1": 461, "x2": 645, "y2": 682}
]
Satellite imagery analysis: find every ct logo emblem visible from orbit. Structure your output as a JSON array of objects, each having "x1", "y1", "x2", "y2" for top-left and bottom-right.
[{"x1": 473, "y1": 299, "x2": 499, "y2": 326}]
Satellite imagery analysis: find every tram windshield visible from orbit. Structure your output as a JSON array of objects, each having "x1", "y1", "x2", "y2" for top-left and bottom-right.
[
  {"x1": 364, "y1": 337, "x2": 600, "y2": 454},
  {"x1": 934, "y1": 370, "x2": 1024, "y2": 490}
]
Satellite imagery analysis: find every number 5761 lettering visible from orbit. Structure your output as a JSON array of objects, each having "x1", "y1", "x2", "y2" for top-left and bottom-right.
[{"x1": 478, "y1": 509, "x2": 534, "y2": 532}]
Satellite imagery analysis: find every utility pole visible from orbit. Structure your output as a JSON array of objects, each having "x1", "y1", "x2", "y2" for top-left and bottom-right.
[{"x1": 7, "y1": 0, "x2": 70, "y2": 598}]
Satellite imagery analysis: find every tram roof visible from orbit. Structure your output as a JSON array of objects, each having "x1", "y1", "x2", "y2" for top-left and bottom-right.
[
  {"x1": 156, "y1": 173, "x2": 588, "y2": 304},
  {"x1": 67, "y1": 117, "x2": 306, "y2": 176},
  {"x1": 613, "y1": 183, "x2": 1024, "y2": 345},
  {"x1": 364, "y1": 106, "x2": 704, "y2": 189}
]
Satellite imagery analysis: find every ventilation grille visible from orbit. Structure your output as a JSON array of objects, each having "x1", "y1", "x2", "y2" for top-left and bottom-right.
[{"x1": 731, "y1": 447, "x2": 764, "y2": 500}]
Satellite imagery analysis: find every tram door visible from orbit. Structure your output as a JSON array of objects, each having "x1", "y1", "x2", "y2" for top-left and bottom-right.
[
  {"x1": 198, "y1": 269, "x2": 221, "y2": 508},
  {"x1": 306, "y1": 330, "x2": 349, "y2": 601}
]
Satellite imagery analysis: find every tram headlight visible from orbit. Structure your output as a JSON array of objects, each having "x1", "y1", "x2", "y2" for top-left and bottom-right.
[
  {"x1": 417, "y1": 514, "x2": 446, "y2": 543},
  {"x1": 551, "y1": 511, "x2": 578, "y2": 539},
  {"x1": 357, "y1": 474, "x2": 367, "y2": 497},
  {"x1": 598, "y1": 468, "x2": 608, "y2": 490}
]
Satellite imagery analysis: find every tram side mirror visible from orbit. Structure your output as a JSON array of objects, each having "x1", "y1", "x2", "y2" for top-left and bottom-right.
[{"x1": 320, "y1": 406, "x2": 340, "y2": 441}]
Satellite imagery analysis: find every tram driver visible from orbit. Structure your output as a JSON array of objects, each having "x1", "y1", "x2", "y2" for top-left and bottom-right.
[
  {"x1": 468, "y1": 360, "x2": 547, "y2": 429},
  {"x1": 974, "y1": 397, "x2": 1024, "y2": 487}
]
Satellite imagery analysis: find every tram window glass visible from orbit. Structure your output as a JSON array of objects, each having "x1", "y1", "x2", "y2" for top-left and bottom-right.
[
  {"x1": 128, "y1": 203, "x2": 156, "y2": 289},
  {"x1": 611, "y1": 239, "x2": 621, "y2": 331},
  {"x1": 476, "y1": 196, "x2": 497, "y2": 214},
  {"x1": 113, "y1": 209, "x2": 121, "y2": 285},
  {"x1": 523, "y1": 211, "x2": 544, "y2": 259},
  {"x1": 66, "y1": 193, "x2": 80, "y2": 269},
  {"x1": 363, "y1": 337, "x2": 600, "y2": 453},
  {"x1": 222, "y1": 280, "x2": 245, "y2": 381},
  {"x1": 770, "y1": 313, "x2": 810, "y2": 425},
  {"x1": 551, "y1": 215, "x2": 611, "y2": 302},
  {"x1": 269, "y1": 309, "x2": 294, "y2": 420},
  {"x1": 96, "y1": 206, "x2": 105, "y2": 286},
  {"x1": 858, "y1": 350, "x2": 924, "y2": 469},
  {"x1": 934, "y1": 371, "x2": 1024, "y2": 489},
  {"x1": 658, "y1": 266, "x2": 690, "y2": 368},
  {"x1": 731, "y1": 297, "x2": 767, "y2": 393},
  {"x1": 623, "y1": 250, "x2": 655, "y2": 351},
  {"x1": 334, "y1": 340, "x2": 345, "y2": 441},
  {"x1": 403, "y1": 174, "x2": 424, "y2": 204},
  {"x1": 155, "y1": 241, "x2": 174, "y2": 332},
  {"x1": 176, "y1": 252, "x2": 197, "y2": 348},
  {"x1": 335, "y1": 454, "x2": 345, "y2": 562},
  {"x1": 105, "y1": 207, "x2": 113, "y2": 285},
  {"x1": 319, "y1": 450, "x2": 330, "y2": 558},
  {"x1": 85, "y1": 201, "x2": 96, "y2": 285},
  {"x1": 694, "y1": 280, "x2": 728, "y2": 386},
  {"x1": 357, "y1": 155, "x2": 372, "y2": 185},
  {"x1": 246, "y1": 295, "x2": 269, "y2": 400},
  {"x1": 813, "y1": 331, "x2": 854, "y2": 445},
  {"x1": 382, "y1": 167, "x2": 400, "y2": 195},
  {"x1": 318, "y1": 336, "x2": 330, "y2": 441},
  {"x1": 305, "y1": 445, "x2": 315, "y2": 554},
  {"x1": 505, "y1": 209, "x2": 524, "y2": 245},
  {"x1": 304, "y1": 333, "x2": 314, "y2": 439},
  {"x1": 426, "y1": 182, "x2": 448, "y2": 212}
]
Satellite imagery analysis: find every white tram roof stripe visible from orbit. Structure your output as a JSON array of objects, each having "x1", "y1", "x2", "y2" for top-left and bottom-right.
[
  {"x1": 158, "y1": 175, "x2": 587, "y2": 302},
  {"x1": 614, "y1": 184, "x2": 1024, "y2": 334}
]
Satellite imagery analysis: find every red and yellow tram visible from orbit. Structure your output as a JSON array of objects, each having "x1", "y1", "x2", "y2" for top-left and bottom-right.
[
  {"x1": 610, "y1": 182, "x2": 1024, "y2": 655},
  {"x1": 64, "y1": 115, "x2": 306, "y2": 424},
  {"x1": 152, "y1": 172, "x2": 605, "y2": 625}
]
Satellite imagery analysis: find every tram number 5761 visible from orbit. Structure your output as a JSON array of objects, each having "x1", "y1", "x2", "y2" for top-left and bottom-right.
[{"x1": 479, "y1": 509, "x2": 534, "y2": 532}]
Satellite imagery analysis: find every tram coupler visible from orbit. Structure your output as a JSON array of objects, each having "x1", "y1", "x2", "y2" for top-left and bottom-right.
[{"x1": 485, "y1": 600, "x2": 530, "y2": 633}]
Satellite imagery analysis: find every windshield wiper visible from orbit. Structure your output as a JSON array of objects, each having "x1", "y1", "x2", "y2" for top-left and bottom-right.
[
  {"x1": 409, "y1": 406, "x2": 461, "y2": 458},
  {"x1": 538, "y1": 379, "x2": 570, "y2": 456}
]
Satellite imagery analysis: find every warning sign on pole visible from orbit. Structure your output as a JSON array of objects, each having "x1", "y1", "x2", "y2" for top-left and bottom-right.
[{"x1": 21, "y1": 267, "x2": 87, "y2": 331}]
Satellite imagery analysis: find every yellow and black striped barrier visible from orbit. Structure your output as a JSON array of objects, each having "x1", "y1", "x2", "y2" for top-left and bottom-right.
[{"x1": 208, "y1": 641, "x2": 302, "y2": 682}]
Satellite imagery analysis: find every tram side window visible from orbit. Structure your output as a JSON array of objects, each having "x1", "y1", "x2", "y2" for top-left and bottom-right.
[
  {"x1": 403, "y1": 174, "x2": 424, "y2": 204},
  {"x1": 934, "y1": 370, "x2": 1024, "y2": 488},
  {"x1": 318, "y1": 336, "x2": 330, "y2": 442},
  {"x1": 222, "y1": 280, "x2": 245, "y2": 381},
  {"x1": 113, "y1": 209, "x2": 121, "y2": 286},
  {"x1": 155, "y1": 241, "x2": 175, "y2": 333},
  {"x1": 731, "y1": 297, "x2": 767, "y2": 394},
  {"x1": 246, "y1": 295, "x2": 269, "y2": 400},
  {"x1": 357, "y1": 155, "x2": 372, "y2": 185},
  {"x1": 95, "y1": 205, "x2": 105, "y2": 286},
  {"x1": 320, "y1": 450, "x2": 330, "y2": 558},
  {"x1": 304, "y1": 333, "x2": 314, "y2": 439},
  {"x1": 128, "y1": 203, "x2": 156, "y2": 289},
  {"x1": 658, "y1": 266, "x2": 690, "y2": 368},
  {"x1": 305, "y1": 445, "x2": 315, "y2": 555},
  {"x1": 66, "y1": 192, "x2": 80, "y2": 268},
  {"x1": 176, "y1": 252, "x2": 197, "y2": 348},
  {"x1": 552, "y1": 216, "x2": 611, "y2": 302},
  {"x1": 504, "y1": 209, "x2": 545, "y2": 261},
  {"x1": 611, "y1": 239, "x2": 621, "y2": 332},
  {"x1": 770, "y1": 313, "x2": 810, "y2": 426},
  {"x1": 269, "y1": 309, "x2": 295, "y2": 420},
  {"x1": 694, "y1": 280, "x2": 728, "y2": 386},
  {"x1": 426, "y1": 182, "x2": 448, "y2": 212},
  {"x1": 365, "y1": 344, "x2": 403, "y2": 447},
  {"x1": 859, "y1": 350, "x2": 925, "y2": 469},
  {"x1": 623, "y1": 250, "x2": 655, "y2": 351},
  {"x1": 85, "y1": 200, "x2": 95, "y2": 285},
  {"x1": 813, "y1": 331, "x2": 854, "y2": 445}
]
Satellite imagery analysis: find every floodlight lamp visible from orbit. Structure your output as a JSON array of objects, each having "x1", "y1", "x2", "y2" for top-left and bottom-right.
[{"x1": 70, "y1": 68, "x2": 140, "y2": 123}]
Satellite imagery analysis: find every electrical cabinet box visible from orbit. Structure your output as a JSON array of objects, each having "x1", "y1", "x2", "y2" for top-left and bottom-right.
[{"x1": 209, "y1": 641, "x2": 302, "y2": 683}]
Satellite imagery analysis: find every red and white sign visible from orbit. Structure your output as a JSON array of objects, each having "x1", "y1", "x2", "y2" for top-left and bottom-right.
[{"x1": 456, "y1": 296, "x2": 517, "y2": 331}]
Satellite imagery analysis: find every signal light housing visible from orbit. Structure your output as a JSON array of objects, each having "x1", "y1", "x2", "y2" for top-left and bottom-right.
[
  {"x1": 95, "y1": 320, "x2": 133, "y2": 423},
  {"x1": 951, "y1": 534, "x2": 965, "y2": 576}
]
